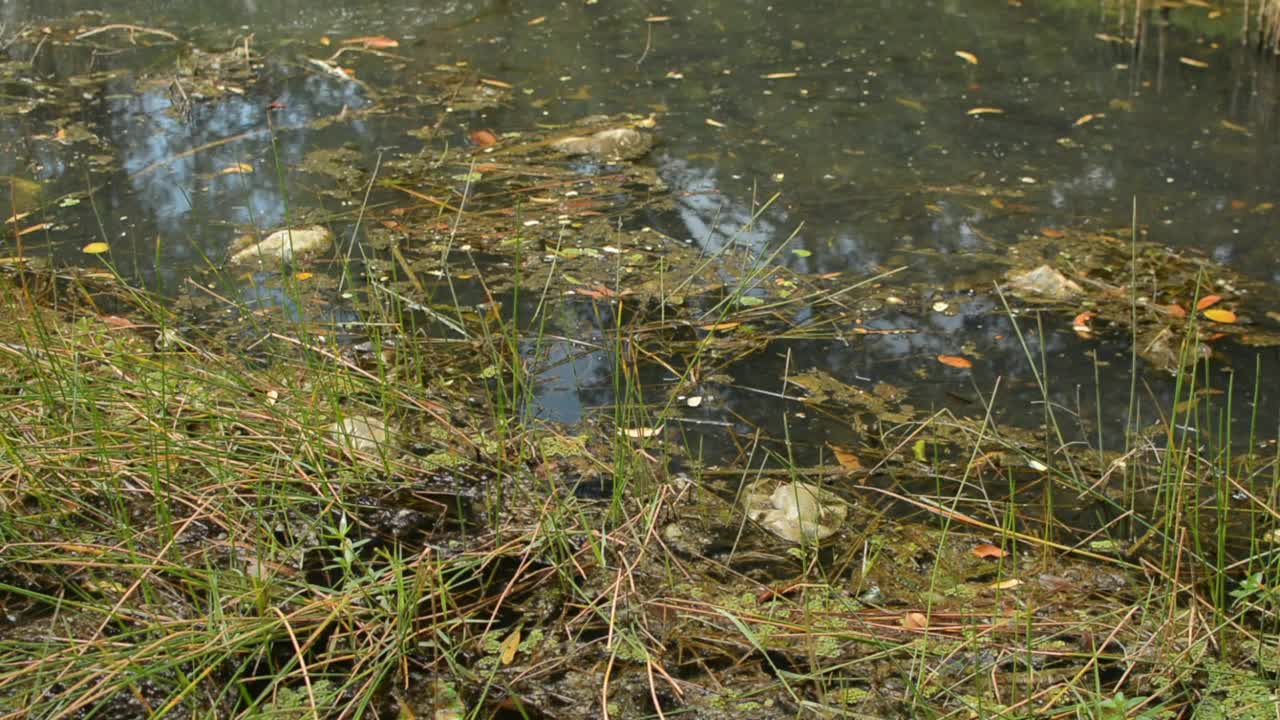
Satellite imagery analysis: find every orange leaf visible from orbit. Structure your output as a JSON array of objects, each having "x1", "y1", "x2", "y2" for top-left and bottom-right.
[
  {"x1": 902, "y1": 612, "x2": 929, "y2": 630},
  {"x1": 1203, "y1": 308, "x2": 1237, "y2": 324},
  {"x1": 937, "y1": 354, "x2": 973, "y2": 369},
  {"x1": 1071, "y1": 310, "x2": 1095, "y2": 330},
  {"x1": 469, "y1": 129, "x2": 498, "y2": 147},
  {"x1": 1196, "y1": 294, "x2": 1222, "y2": 311},
  {"x1": 972, "y1": 543, "x2": 1006, "y2": 559},
  {"x1": 830, "y1": 446, "x2": 863, "y2": 471},
  {"x1": 1166, "y1": 304, "x2": 1187, "y2": 319},
  {"x1": 100, "y1": 315, "x2": 135, "y2": 330},
  {"x1": 1040, "y1": 227, "x2": 1065, "y2": 238},
  {"x1": 342, "y1": 35, "x2": 399, "y2": 49}
]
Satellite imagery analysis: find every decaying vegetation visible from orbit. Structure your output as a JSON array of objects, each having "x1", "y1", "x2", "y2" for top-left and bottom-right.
[{"x1": 1, "y1": 8, "x2": 1279, "y2": 720}]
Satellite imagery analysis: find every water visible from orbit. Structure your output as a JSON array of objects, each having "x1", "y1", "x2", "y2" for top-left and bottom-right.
[{"x1": 2, "y1": 0, "x2": 1278, "y2": 465}]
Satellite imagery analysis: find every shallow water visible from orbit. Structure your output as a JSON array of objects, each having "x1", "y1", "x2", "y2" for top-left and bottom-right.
[{"x1": 2, "y1": 0, "x2": 1278, "y2": 465}]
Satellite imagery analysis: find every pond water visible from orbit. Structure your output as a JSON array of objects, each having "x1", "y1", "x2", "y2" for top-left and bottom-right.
[{"x1": 2, "y1": 0, "x2": 1279, "y2": 467}]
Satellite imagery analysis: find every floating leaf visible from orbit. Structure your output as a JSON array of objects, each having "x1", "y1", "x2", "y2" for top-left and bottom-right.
[
  {"x1": 912, "y1": 439, "x2": 927, "y2": 462},
  {"x1": 293, "y1": 272, "x2": 313, "y2": 280},
  {"x1": 218, "y1": 163, "x2": 254, "y2": 175},
  {"x1": 966, "y1": 107, "x2": 1004, "y2": 116},
  {"x1": 620, "y1": 426, "x2": 664, "y2": 439},
  {"x1": 1072, "y1": 310, "x2": 1095, "y2": 333},
  {"x1": 705, "y1": 118, "x2": 726, "y2": 128},
  {"x1": 469, "y1": 129, "x2": 498, "y2": 147},
  {"x1": 342, "y1": 35, "x2": 399, "y2": 49},
  {"x1": 937, "y1": 354, "x2": 973, "y2": 369},
  {"x1": 989, "y1": 578, "x2": 1022, "y2": 590},
  {"x1": 1203, "y1": 308, "x2": 1237, "y2": 324},
  {"x1": 17, "y1": 222, "x2": 52, "y2": 237},
  {"x1": 738, "y1": 295, "x2": 765, "y2": 307},
  {"x1": 1166, "y1": 304, "x2": 1187, "y2": 319},
  {"x1": 761, "y1": 72, "x2": 798, "y2": 79},
  {"x1": 1196, "y1": 294, "x2": 1222, "y2": 311},
  {"x1": 527, "y1": 16, "x2": 546, "y2": 25},
  {"x1": 954, "y1": 50, "x2": 978, "y2": 65},
  {"x1": 1178, "y1": 56, "x2": 1209, "y2": 69},
  {"x1": 82, "y1": 242, "x2": 109, "y2": 254},
  {"x1": 894, "y1": 97, "x2": 925, "y2": 112},
  {"x1": 973, "y1": 543, "x2": 1006, "y2": 559},
  {"x1": 791, "y1": 248, "x2": 811, "y2": 257},
  {"x1": 1073, "y1": 113, "x2": 1102, "y2": 127},
  {"x1": 1040, "y1": 227, "x2": 1065, "y2": 238},
  {"x1": 830, "y1": 446, "x2": 863, "y2": 471}
]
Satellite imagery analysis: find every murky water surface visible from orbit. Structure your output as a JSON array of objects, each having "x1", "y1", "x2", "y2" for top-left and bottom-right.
[{"x1": 2, "y1": 0, "x2": 1279, "y2": 463}]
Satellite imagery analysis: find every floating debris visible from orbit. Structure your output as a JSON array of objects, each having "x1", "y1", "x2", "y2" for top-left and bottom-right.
[{"x1": 228, "y1": 225, "x2": 334, "y2": 267}]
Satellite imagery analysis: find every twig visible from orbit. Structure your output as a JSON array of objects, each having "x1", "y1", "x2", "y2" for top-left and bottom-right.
[{"x1": 74, "y1": 24, "x2": 179, "y2": 43}]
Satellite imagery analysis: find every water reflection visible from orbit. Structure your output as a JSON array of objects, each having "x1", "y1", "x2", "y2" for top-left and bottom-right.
[{"x1": 1, "y1": 0, "x2": 1278, "y2": 449}]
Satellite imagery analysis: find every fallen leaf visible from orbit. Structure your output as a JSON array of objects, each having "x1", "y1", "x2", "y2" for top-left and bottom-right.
[
  {"x1": 989, "y1": 578, "x2": 1022, "y2": 590},
  {"x1": 480, "y1": 78, "x2": 513, "y2": 89},
  {"x1": 705, "y1": 118, "x2": 726, "y2": 128},
  {"x1": 499, "y1": 628, "x2": 520, "y2": 665},
  {"x1": 100, "y1": 315, "x2": 135, "y2": 329},
  {"x1": 894, "y1": 97, "x2": 926, "y2": 112},
  {"x1": 1230, "y1": 199, "x2": 1248, "y2": 210},
  {"x1": 761, "y1": 71, "x2": 798, "y2": 79},
  {"x1": 620, "y1": 426, "x2": 664, "y2": 439},
  {"x1": 699, "y1": 322, "x2": 740, "y2": 331},
  {"x1": 527, "y1": 16, "x2": 546, "y2": 25},
  {"x1": 973, "y1": 543, "x2": 1006, "y2": 559},
  {"x1": 954, "y1": 50, "x2": 978, "y2": 65},
  {"x1": 966, "y1": 107, "x2": 1004, "y2": 116},
  {"x1": 1040, "y1": 227, "x2": 1065, "y2": 238},
  {"x1": 1179, "y1": 56, "x2": 1209, "y2": 69},
  {"x1": 342, "y1": 35, "x2": 399, "y2": 49},
  {"x1": 1195, "y1": 294, "x2": 1222, "y2": 311},
  {"x1": 82, "y1": 242, "x2": 110, "y2": 254},
  {"x1": 1221, "y1": 119, "x2": 1250, "y2": 134},
  {"x1": 902, "y1": 612, "x2": 929, "y2": 630},
  {"x1": 218, "y1": 163, "x2": 254, "y2": 175},
  {"x1": 830, "y1": 446, "x2": 863, "y2": 472},
  {"x1": 17, "y1": 222, "x2": 52, "y2": 237},
  {"x1": 1072, "y1": 310, "x2": 1095, "y2": 333},
  {"x1": 1166, "y1": 304, "x2": 1187, "y2": 319},
  {"x1": 937, "y1": 354, "x2": 973, "y2": 369},
  {"x1": 294, "y1": 272, "x2": 313, "y2": 280},
  {"x1": 645, "y1": 15, "x2": 672, "y2": 22},
  {"x1": 1203, "y1": 308, "x2": 1237, "y2": 324},
  {"x1": 469, "y1": 129, "x2": 498, "y2": 146}
]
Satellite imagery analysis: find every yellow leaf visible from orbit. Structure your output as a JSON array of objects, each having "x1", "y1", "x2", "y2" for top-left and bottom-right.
[
  {"x1": 954, "y1": 50, "x2": 978, "y2": 65},
  {"x1": 293, "y1": 272, "x2": 313, "y2": 280},
  {"x1": 82, "y1": 242, "x2": 110, "y2": 254},
  {"x1": 1203, "y1": 308, "x2": 1237, "y2": 324},
  {"x1": 1179, "y1": 56, "x2": 1209, "y2": 69},
  {"x1": 499, "y1": 628, "x2": 520, "y2": 665},
  {"x1": 218, "y1": 163, "x2": 254, "y2": 175},
  {"x1": 895, "y1": 97, "x2": 925, "y2": 112},
  {"x1": 966, "y1": 107, "x2": 1004, "y2": 116},
  {"x1": 761, "y1": 72, "x2": 798, "y2": 79},
  {"x1": 1073, "y1": 113, "x2": 1102, "y2": 127}
]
